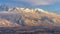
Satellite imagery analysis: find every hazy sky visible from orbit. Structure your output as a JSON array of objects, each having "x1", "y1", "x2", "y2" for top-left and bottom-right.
[{"x1": 0, "y1": 0, "x2": 60, "y2": 13}]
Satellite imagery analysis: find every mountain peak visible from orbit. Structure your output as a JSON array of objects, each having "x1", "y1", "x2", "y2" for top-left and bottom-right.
[{"x1": 35, "y1": 8, "x2": 44, "y2": 11}]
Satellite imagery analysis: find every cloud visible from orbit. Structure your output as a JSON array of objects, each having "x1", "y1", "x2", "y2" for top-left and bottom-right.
[{"x1": 14, "y1": 0, "x2": 60, "y2": 6}]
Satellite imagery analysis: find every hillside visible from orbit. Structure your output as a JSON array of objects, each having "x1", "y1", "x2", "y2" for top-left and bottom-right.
[
  {"x1": 0, "y1": 18, "x2": 21, "y2": 27},
  {"x1": 0, "y1": 8, "x2": 60, "y2": 27}
]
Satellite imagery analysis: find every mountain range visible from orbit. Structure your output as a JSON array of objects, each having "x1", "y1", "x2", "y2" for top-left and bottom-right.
[{"x1": 0, "y1": 5, "x2": 60, "y2": 28}]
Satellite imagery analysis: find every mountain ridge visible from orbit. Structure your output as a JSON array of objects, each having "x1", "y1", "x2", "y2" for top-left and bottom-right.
[{"x1": 0, "y1": 6, "x2": 60, "y2": 27}]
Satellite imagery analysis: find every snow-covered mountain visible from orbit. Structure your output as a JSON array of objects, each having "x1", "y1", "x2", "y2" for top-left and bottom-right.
[{"x1": 0, "y1": 7, "x2": 60, "y2": 27}]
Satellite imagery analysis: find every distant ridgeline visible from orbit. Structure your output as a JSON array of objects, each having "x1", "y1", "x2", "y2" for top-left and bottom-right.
[{"x1": 0, "y1": 4, "x2": 15, "y2": 11}]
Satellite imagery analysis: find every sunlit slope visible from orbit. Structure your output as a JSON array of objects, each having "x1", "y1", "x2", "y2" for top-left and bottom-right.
[
  {"x1": 16, "y1": 8, "x2": 60, "y2": 26},
  {"x1": 0, "y1": 18, "x2": 21, "y2": 27},
  {"x1": 0, "y1": 8, "x2": 60, "y2": 27}
]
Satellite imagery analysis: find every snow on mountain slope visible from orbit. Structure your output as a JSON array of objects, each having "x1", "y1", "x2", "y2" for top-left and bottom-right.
[
  {"x1": 15, "y1": 8, "x2": 60, "y2": 26},
  {"x1": 0, "y1": 8, "x2": 60, "y2": 27}
]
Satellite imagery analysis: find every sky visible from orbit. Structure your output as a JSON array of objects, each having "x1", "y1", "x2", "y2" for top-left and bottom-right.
[{"x1": 0, "y1": 0, "x2": 60, "y2": 13}]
